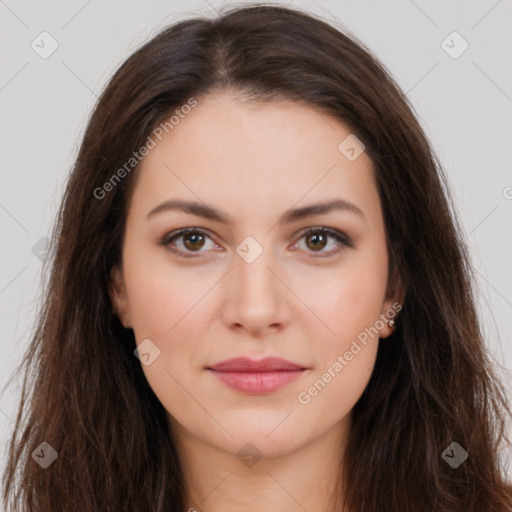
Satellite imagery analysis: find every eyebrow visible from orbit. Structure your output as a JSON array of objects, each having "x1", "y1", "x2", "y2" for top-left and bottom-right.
[{"x1": 146, "y1": 198, "x2": 366, "y2": 225}]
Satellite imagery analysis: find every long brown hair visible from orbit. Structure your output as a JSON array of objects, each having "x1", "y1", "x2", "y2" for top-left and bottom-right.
[{"x1": 2, "y1": 3, "x2": 511, "y2": 511}]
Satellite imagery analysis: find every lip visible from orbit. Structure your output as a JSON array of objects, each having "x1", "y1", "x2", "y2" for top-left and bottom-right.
[
  {"x1": 206, "y1": 357, "x2": 308, "y2": 394},
  {"x1": 208, "y1": 356, "x2": 306, "y2": 372}
]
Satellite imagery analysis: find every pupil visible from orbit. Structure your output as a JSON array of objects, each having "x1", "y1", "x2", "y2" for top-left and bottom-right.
[
  {"x1": 308, "y1": 233, "x2": 326, "y2": 251},
  {"x1": 185, "y1": 233, "x2": 203, "y2": 250}
]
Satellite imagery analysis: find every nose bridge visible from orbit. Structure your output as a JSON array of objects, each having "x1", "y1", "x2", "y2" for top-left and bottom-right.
[
  {"x1": 234, "y1": 236, "x2": 279, "y2": 298},
  {"x1": 228, "y1": 235, "x2": 286, "y2": 326}
]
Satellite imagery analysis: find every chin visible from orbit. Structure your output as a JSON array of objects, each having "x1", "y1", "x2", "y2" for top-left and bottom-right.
[{"x1": 222, "y1": 418, "x2": 307, "y2": 455}]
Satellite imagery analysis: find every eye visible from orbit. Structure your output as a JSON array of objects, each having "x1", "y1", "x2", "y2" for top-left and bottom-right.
[
  {"x1": 161, "y1": 228, "x2": 219, "y2": 259},
  {"x1": 161, "y1": 227, "x2": 353, "y2": 259},
  {"x1": 290, "y1": 227, "x2": 354, "y2": 258}
]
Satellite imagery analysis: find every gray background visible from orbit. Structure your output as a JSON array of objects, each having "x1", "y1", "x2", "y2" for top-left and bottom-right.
[{"x1": 1, "y1": 0, "x2": 511, "y2": 492}]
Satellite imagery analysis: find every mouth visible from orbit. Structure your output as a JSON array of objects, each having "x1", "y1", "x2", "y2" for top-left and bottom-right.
[{"x1": 206, "y1": 356, "x2": 308, "y2": 394}]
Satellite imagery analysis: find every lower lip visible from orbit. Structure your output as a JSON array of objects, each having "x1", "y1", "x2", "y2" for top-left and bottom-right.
[{"x1": 207, "y1": 369, "x2": 305, "y2": 394}]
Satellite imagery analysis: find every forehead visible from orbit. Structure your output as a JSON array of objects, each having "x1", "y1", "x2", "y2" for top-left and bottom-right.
[
  {"x1": 130, "y1": 93, "x2": 381, "y2": 226},
  {"x1": 143, "y1": 93, "x2": 364, "y2": 171}
]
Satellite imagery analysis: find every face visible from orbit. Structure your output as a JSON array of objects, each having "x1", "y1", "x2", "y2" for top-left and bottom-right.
[{"x1": 110, "y1": 92, "x2": 401, "y2": 460}]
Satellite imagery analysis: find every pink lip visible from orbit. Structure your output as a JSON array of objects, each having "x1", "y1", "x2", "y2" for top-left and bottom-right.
[{"x1": 206, "y1": 357, "x2": 307, "y2": 394}]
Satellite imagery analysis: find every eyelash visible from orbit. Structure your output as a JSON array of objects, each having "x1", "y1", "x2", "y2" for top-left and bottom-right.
[{"x1": 160, "y1": 227, "x2": 354, "y2": 259}]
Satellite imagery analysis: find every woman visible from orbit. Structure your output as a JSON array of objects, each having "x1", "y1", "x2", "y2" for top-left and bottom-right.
[{"x1": 2, "y1": 4, "x2": 511, "y2": 511}]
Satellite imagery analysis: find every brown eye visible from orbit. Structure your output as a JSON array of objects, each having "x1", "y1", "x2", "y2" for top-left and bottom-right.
[
  {"x1": 305, "y1": 232, "x2": 328, "y2": 251},
  {"x1": 161, "y1": 229, "x2": 217, "y2": 259},
  {"x1": 182, "y1": 232, "x2": 206, "y2": 251},
  {"x1": 292, "y1": 227, "x2": 353, "y2": 258}
]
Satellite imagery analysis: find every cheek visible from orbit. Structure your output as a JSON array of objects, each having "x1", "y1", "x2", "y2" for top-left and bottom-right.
[
  {"x1": 303, "y1": 261, "x2": 387, "y2": 358},
  {"x1": 121, "y1": 252, "x2": 210, "y2": 425},
  {"x1": 299, "y1": 253, "x2": 387, "y2": 413},
  {"x1": 122, "y1": 246, "x2": 214, "y2": 380},
  {"x1": 296, "y1": 341, "x2": 377, "y2": 428},
  {"x1": 297, "y1": 275, "x2": 383, "y2": 416},
  {"x1": 123, "y1": 246, "x2": 214, "y2": 339}
]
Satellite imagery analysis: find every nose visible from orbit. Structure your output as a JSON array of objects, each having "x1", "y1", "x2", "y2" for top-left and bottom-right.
[{"x1": 222, "y1": 245, "x2": 290, "y2": 336}]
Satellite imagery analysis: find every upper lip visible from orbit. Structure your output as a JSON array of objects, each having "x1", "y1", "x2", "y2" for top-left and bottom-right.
[{"x1": 207, "y1": 356, "x2": 307, "y2": 372}]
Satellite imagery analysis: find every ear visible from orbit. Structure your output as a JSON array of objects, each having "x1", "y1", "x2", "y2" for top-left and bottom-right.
[
  {"x1": 109, "y1": 265, "x2": 131, "y2": 329},
  {"x1": 378, "y1": 266, "x2": 405, "y2": 339}
]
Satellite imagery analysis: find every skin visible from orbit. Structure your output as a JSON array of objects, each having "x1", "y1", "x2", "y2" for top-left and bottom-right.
[{"x1": 110, "y1": 91, "x2": 403, "y2": 512}]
